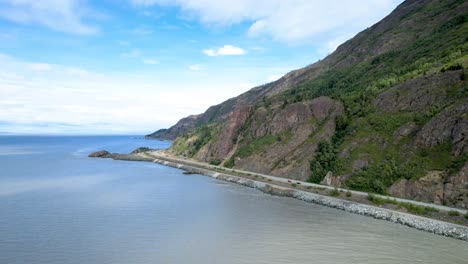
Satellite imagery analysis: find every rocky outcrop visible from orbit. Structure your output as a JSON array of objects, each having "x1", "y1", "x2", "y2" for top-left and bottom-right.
[
  {"x1": 230, "y1": 97, "x2": 344, "y2": 181},
  {"x1": 88, "y1": 150, "x2": 110, "y2": 157},
  {"x1": 131, "y1": 147, "x2": 158, "y2": 154},
  {"x1": 88, "y1": 150, "x2": 153, "y2": 162},
  {"x1": 444, "y1": 164, "x2": 468, "y2": 209},
  {"x1": 388, "y1": 171, "x2": 446, "y2": 205},
  {"x1": 388, "y1": 165, "x2": 468, "y2": 209},
  {"x1": 146, "y1": 115, "x2": 200, "y2": 140},
  {"x1": 194, "y1": 105, "x2": 253, "y2": 162},
  {"x1": 415, "y1": 102, "x2": 468, "y2": 156},
  {"x1": 373, "y1": 71, "x2": 464, "y2": 113}
]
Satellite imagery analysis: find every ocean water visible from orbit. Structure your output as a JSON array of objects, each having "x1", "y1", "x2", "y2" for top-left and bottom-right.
[{"x1": 0, "y1": 136, "x2": 466, "y2": 264}]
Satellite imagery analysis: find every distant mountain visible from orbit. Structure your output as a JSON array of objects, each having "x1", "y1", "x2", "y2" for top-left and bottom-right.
[{"x1": 148, "y1": 0, "x2": 467, "y2": 209}]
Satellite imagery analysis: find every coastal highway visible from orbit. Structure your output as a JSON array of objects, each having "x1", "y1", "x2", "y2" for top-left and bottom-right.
[{"x1": 142, "y1": 151, "x2": 468, "y2": 215}]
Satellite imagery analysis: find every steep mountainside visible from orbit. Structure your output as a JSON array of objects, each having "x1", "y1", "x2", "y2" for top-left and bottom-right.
[{"x1": 148, "y1": 0, "x2": 468, "y2": 208}]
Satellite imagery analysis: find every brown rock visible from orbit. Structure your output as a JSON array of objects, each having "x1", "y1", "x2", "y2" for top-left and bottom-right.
[
  {"x1": 388, "y1": 171, "x2": 446, "y2": 205},
  {"x1": 415, "y1": 102, "x2": 468, "y2": 156},
  {"x1": 443, "y1": 163, "x2": 468, "y2": 209},
  {"x1": 88, "y1": 150, "x2": 110, "y2": 158},
  {"x1": 373, "y1": 71, "x2": 462, "y2": 113}
]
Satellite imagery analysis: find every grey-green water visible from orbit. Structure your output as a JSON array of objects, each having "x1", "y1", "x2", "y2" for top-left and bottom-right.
[{"x1": 0, "y1": 136, "x2": 466, "y2": 264}]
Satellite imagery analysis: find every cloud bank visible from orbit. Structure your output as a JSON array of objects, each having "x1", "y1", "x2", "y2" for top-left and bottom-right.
[{"x1": 131, "y1": 0, "x2": 402, "y2": 44}]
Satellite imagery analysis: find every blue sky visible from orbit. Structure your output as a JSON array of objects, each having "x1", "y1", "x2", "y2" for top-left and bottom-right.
[{"x1": 0, "y1": 0, "x2": 403, "y2": 135}]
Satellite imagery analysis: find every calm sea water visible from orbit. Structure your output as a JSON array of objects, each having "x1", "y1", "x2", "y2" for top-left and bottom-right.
[{"x1": 0, "y1": 136, "x2": 466, "y2": 264}]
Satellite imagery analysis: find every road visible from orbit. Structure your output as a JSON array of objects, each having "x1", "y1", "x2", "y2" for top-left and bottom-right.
[{"x1": 142, "y1": 151, "x2": 468, "y2": 215}]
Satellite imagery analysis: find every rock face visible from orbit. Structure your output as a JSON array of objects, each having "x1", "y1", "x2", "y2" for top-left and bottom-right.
[
  {"x1": 88, "y1": 150, "x2": 110, "y2": 157},
  {"x1": 146, "y1": 115, "x2": 200, "y2": 140},
  {"x1": 415, "y1": 102, "x2": 468, "y2": 156},
  {"x1": 444, "y1": 164, "x2": 468, "y2": 209},
  {"x1": 388, "y1": 165, "x2": 468, "y2": 209},
  {"x1": 373, "y1": 70, "x2": 463, "y2": 113},
  {"x1": 194, "y1": 105, "x2": 253, "y2": 162},
  {"x1": 388, "y1": 171, "x2": 446, "y2": 205},
  {"x1": 234, "y1": 97, "x2": 344, "y2": 181}
]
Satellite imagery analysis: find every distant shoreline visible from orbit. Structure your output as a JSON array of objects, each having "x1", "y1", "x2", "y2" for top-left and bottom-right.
[{"x1": 89, "y1": 149, "x2": 468, "y2": 242}]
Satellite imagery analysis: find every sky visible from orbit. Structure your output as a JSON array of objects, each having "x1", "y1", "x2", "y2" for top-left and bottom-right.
[{"x1": 0, "y1": 0, "x2": 403, "y2": 135}]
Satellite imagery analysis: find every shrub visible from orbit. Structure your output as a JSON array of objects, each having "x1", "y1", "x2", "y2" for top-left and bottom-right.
[
  {"x1": 309, "y1": 141, "x2": 338, "y2": 183},
  {"x1": 209, "y1": 159, "x2": 222, "y2": 166},
  {"x1": 346, "y1": 158, "x2": 424, "y2": 194},
  {"x1": 440, "y1": 63, "x2": 463, "y2": 72},
  {"x1": 223, "y1": 157, "x2": 235, "y2": 168},
  {"x1": 464, "y1": 213, "x2": 468, "y2": 219},
  {"x1": 329, "y1": 188, "x2": 340, "y2": 197},
  {"x1": 448, "y1": 210, "x2": 460, "y2": 217},
  {"x1": 399, "y1": 202, "x2": 437, "y2": 215},
  {"x1": 367, "y1": 193, "x2": 386, "y2": 206},
  {"x1": 346, "y1": 191, "x2": 352, "y2": 197}
]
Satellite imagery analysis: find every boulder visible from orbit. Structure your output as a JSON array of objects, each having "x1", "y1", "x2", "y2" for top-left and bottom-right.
[{"x1": 88, "y1": 150, "x2": 110, "y2": 158}]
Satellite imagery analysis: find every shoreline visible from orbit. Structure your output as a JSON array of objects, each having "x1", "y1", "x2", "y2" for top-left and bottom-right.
[{"x1": 91, "y1": 150, "x2": 468, "y2": 242}]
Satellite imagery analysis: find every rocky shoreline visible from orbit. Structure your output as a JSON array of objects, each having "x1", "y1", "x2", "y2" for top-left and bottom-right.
[
  {"x1": 88, "y1": 148, "x2": 155, "y2": 162},
  {"x1": 89, "y1": 150, "x2": 468, "y2": 242}
]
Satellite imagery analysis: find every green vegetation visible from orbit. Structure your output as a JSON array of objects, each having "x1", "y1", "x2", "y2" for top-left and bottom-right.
[
  {"x1": 309, "y1": 141, "x2": 340, "y2": 183},
  {"x1": 344, "y1": 141, "x2": 459, "y2": 194},
  {"x1": 224, "y1": 134, "x2": 278, "y2": 168},
  {"x1": 449, "y1": 210, "x2": 460, "y2": 217},
  {"x1": 223, "y1": 157, "x2": 235, "y2": 168},
  {"x1": 209, "y1": 159, "x2": 222, "y2": 166},
  {"x1": 465, "y1": 213, "x2": 468, "y2": 220},
  {"x1": 367, "y1": 193, "x2": 438, "y2": 215},
  {"x1": 440, "y1": 63, "x2": 463, "y2": 72},
  {"x1": 329, "y1": 188, "x2": 340, "y2": 197},
  {"x1": 367, "y1": 193, "x2": 393, "y2": 206},
  {"x1": 399, "y1": 202, "x2": 438, "y2": 216},
  {"x1": 346, "y1": 158, "x2": 425, "y2": 194},
  {"x1": 171, "y1": 124, "x2": 221, "y2": 157},
  {"x1": 346, "y1": 191, "x2": 352, "y2": 198},
  {"x1": 236, "y1": 135, "x2": 276, "y2": 158}
]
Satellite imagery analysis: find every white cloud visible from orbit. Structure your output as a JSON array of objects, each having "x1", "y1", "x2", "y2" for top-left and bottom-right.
[
  {"x1": 188, "y1": 64, "x2": 203, "y2": 71},
  {"x1": 0, "y1": 53, "x2": 272, "y2": 134},
  {"x1": 143, "y1": 58, "x2": 159, "y2": 65},
  {"x1": 131, "y1": 0, "x2": 403, "y2": 44},
  {"x1": 0, "y1": 0, "x2": 98, "y2": 35},
  {"x1": 203, "y1": 45, "x2": 246, "y2": 56}
]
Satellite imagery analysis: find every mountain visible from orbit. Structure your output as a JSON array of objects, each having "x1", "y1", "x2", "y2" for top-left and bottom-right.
[{"x1": 147, "y1": 0, "x2": 468, "y2": 209}]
